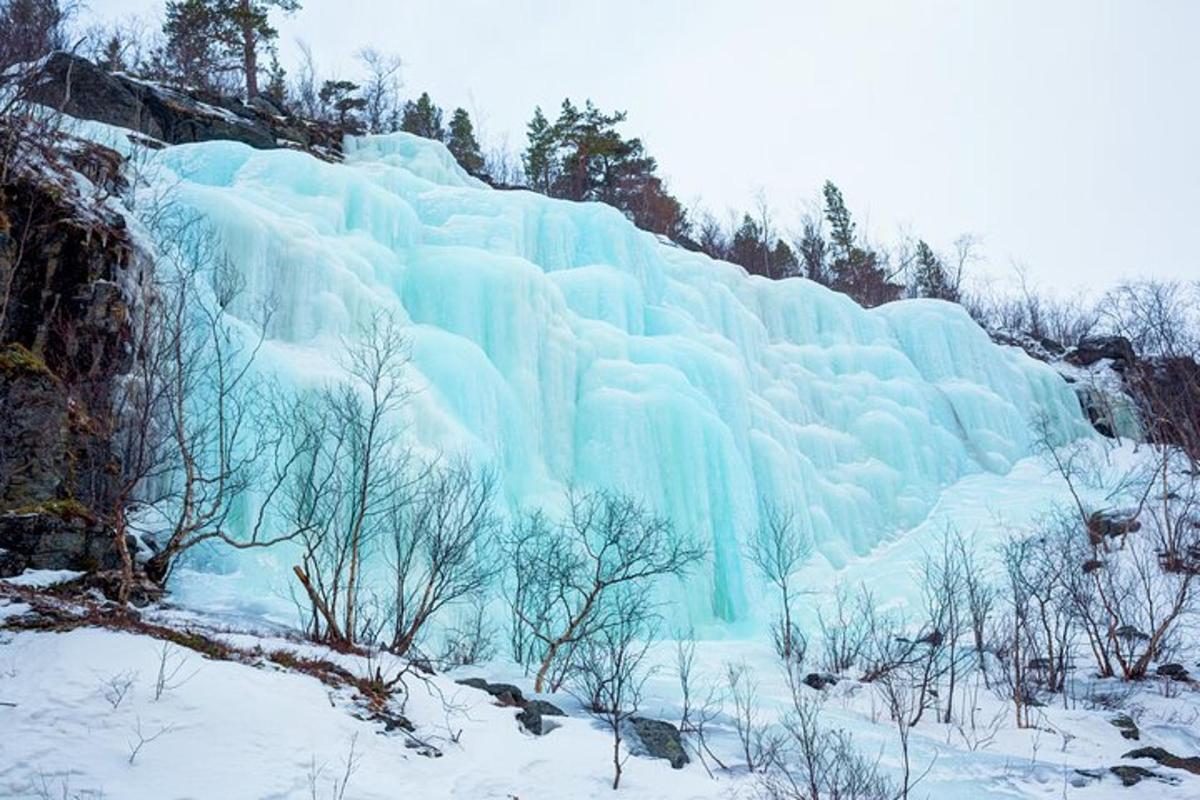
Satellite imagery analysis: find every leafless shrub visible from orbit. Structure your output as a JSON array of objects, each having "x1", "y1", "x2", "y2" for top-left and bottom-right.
[
  {"x1": 817, "y1": 584, "x2": 871, "y2": 674},
  {"x1": 100, "y1": 670, "x2": 137, "y2": 709},
  {"x1": 506, "y1": 488, "x2": 705, "y2": 692},
  {"x1": 306, "y1": 734, "x2": 360, "y2": 800},
  {"x1": 567, "y1": 588, "x2": 656, "y2": 790},
  {"x1": 126, "y1": 715, "x2": 176, "y2": 765},
  {"x1": 748, "y1": 500, "x2": 811, "y2": 668},
  {"x1": 436, "y1": 593, "x2": 497, "y2": 668},
  {"x1": 675, "y1": 632, "x2": 727, "y2": 774},
  {"x1": 152, "y1": 641, "x2": 196, "y2": 701},
  {"x1": 725, "y1": 661, "x2": 778, "y2": 773},
  {"x1": 761, "y1": 692, "x2": 894, "y2": 800}
]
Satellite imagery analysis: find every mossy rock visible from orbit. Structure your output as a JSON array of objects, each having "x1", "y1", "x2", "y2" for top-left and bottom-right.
[
  {"x1": 0, "y1": 343, "x2": 55, "y2": 379},
  {"x1": 8, "y1": 498, "x2": 96, "y2": 525}
]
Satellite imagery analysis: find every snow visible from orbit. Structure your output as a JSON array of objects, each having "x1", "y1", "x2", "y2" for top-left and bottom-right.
[
  {"x1": 2, "y1": 598, "x2": 1198, "y2": 800},
  {"x1": 1, "y1": 569, "x2": 84, "y2": 589},
  {"x1": 84, "y1": 128, "x2": 1092, "y2": 629}
]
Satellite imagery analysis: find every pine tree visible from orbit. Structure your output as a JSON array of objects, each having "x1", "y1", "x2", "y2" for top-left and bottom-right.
[
  {"x1": 729, "y1": 214, "x2": 769, "y2": 276},
  {"x1": 821, "y1": 180, "x2": 901, "y2": 307},
  {"x1": 772, "y1": 240, "x2": 800, "y2": 279},
  {"x1": 823, "y1": 180, "x2": 856, "y2": 263},
  {"x1": 913, "y1": 240, "x2": 957, "y2": 301},
  {"x1": 161, "y1": 0, "x2": 299, "y2": 98},
  {"x1": 400, "y1": 92, "x2": 445, "y2": 140},
  {"x1": 162, "y1": 0, "x2": 229, "y2": 92},
  {"x1": 318, "y1": 79, "x2": 365, "y2": 127},
  {"x1": 798, "y1": 217, "x2": 827, "y2": 284},
  {"x1": 523, "y1": 106, "x2": 556, "y2": 193},
  {"x1": 224, "y1": 0, "x2": 300, "y2": 98},
  {"x1": 446, "y1": 107, "x2": 485, "y2": 177}
]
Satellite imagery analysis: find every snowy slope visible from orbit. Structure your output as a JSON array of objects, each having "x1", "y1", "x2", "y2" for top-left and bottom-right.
[
  {"x1": 91, "y1": 129, "x2": 1088, "y2": 628},
  {"x1": 4, "y1": 583, "x2": 1198, "y2": 800}
]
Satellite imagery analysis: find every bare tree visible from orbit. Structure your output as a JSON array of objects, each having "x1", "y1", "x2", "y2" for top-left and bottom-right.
[
  {"x1": 725, "y1": 661, "x2": 777, "y2": 773},
  {"x1": 507, "y1": 488, "x2": 705, "y2": 693},
  {"x1": 748, "y1": 500, "x2": 811, "y2": 667},
  {"x1": 761, "y1": 692, "x2": 894, "y2": 800},
  {"x1": 567, "y1": 587, "x2": 656, "y2": 790},
  {"x1": 385, "y1": 459, "x2": 500, "y2": 655},
  {"x1": 356, "y1": 48, "x2": 402, "y2": 134}
]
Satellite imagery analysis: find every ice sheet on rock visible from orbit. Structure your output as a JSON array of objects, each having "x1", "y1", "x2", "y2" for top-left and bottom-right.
[{"x1": 129, "y1": 131, "x2": 1091, "y2": 627}]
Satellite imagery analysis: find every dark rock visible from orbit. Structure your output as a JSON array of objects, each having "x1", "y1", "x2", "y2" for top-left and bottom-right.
[
  {"x1": 803, "y1": 672, "x2": 839, "y2": 690},
  {"x1": 1066, "y1": 336, "x2": 1136, "y2": 369},
  {"x1": 27, "y1": 52, "x2": 345, "y2": 159},
  {"x1": 455, "y1": 677, "x2": 525, "y2": 706},
  {"x1": 1109, "y1": 765, "x2": 1169, "y2": 787},
  {"x1": 1123, "y1": 747, "x2": 1200, "y2": 776},
  {"x1": 516, "y1": 699, "x2": 565, "y2": 736},
  {"x1": 1087, "y1": 510, "x2": 1141, "y2": 545},
  {"x1": 365, "y1": 708, "x2": 414, "y2": 733},
  {"x1": 0, "y1": 508, "x2": 126, "y2": 577},
  {"x1": 629, "y1": 717, "x2": 689, "y2": 769},
  {"x1": 1114, "y1": 625, "x2": 1149, "y2": 642},
  {"x1": 1110, "y1": 714, "x2": 1140, "y2": 741},
  {"x1": 1155, "y1": 663, "x2": 1191, "y2": 681}
]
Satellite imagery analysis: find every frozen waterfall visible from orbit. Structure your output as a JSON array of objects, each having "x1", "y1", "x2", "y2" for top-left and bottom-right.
[{"x1": 135, "y1": 131, "x2": 1090, "y2": 627}]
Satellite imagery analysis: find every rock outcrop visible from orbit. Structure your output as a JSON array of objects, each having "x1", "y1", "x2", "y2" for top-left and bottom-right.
[
  {"x1": 27, "y1": 52, "x2": 345, "y2": 159},
  {"x1": 0, "y1": 126, "x2": 140, "y2": 578}
]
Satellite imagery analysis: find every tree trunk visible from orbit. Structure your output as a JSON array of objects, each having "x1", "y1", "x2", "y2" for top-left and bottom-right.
[{"x1": 240, "y1": 1, "x2": 258, "y2": 99}]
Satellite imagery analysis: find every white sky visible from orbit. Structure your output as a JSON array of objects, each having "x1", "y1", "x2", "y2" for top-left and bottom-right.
[{"x1": 92, "y1": 0, "x2": 1200, "y2": 295}]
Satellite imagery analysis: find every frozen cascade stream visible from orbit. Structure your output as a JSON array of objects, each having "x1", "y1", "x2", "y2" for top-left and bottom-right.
[{"x1": 134, "y1": 131, "x2": 1090, "y2": 628}]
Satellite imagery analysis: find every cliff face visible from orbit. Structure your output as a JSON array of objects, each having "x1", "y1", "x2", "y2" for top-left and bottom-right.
[
  {"x1": 0, "y1": 52, "x2": 348, "y2": 579},
  {"x1": 0, "y1": 129, "x2": 138, "y2": 575}
]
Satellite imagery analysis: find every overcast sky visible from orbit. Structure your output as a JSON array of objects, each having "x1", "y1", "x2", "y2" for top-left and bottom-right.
[{"x1": 94, "y1": 0, "x2": 1199, "y2": 295}]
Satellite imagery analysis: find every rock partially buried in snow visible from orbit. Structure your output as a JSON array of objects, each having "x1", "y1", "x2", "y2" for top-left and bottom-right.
[
  {"x1": 1122, "y1": 746, "x2": 1200, "y2": 776},
  {"x1": 803, "y1": 672, "x2": 839, "y2": 690},
  {"x1": 1109, "y1": 714, "x2": 1140, "y2": 741},
  {"x1": 1155, "y1": 663, "x2": 1191, "y2": 682},
  {"x1": 455, "y1": 677, "x2": 526, "y2": 706},
  {"x1": 516, "y1": 699, "x2": 566, "y2": 736},
  {"x1": 629, "y1": 717, "x2": 689, "y2": 769}
]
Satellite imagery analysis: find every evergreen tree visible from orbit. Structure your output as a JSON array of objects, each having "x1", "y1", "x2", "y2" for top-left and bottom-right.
[
  {"x1": 771, "y1": 239, "x2": 800, "y2": 278},
  {"x1": 446, "y1": 107, "x2": 486, "y2": 177},
  {"x1": 798, "y1": 217, "x2": 828, "y2": 284},
  {"x1": 161, "y1": 0, "x2": 230, "y2": 92},
  {"x1": 98, "y1": 34, "x2": 125, "y2": 72},
  {"x1": 523, "y1": 106, "x2": 556, "y2": 193},
  {"x1": 400, "y1": 92, "x2": 445, "y2": 140},
  {"x1": 821, "y1": 180, "x2": 901, "y2": 307},
  {"x1": 263, "y1": 51, "x2": 287, "y2": 107},
  {"x1": 913, "y1": 239, "x2": 958, "y2": 301},
  {"x1": 521, "y1": 97, "x2": 689, "y2": 239},
  {"x1": 318, "y1": 79, "x2": 365, "y2": 127},
  {"x1": 161, "y1": 0, "x2": 299, "y2": 98},
  {"x1": 729, "y1": 214, "x2": 769, "y2": 277},
  {"x1": 823, "y1": 180, "x2": 856, "y2": 263}
]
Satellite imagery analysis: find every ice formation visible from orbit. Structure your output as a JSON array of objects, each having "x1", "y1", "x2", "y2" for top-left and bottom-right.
[{"x1": 131, "y1": 132, "x2": 1090, "y2": 627}]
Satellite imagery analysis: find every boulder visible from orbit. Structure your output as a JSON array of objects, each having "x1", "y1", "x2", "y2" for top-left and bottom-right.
[
  {"x1": 1155, "y1": 663, "x2": 1191, "y2": 681},
  {"x1": 1123, "y1": 747, "x2": 1200, "y2": 776},
  {"x1": 802, "y1": 672, "x2": 839, "y2": 690},
  {"x1": 1109, "y1": 714, "x2": 1140, "y2": 741},
  {"x1": 629, "y1": 717, "x2": 689, "y2": 769},
  {"x1": 1087, "y1": 510, "x2": 1142, "y2": 545},
  {"x1": 516, "y1": 699, "x2": 566, "y2": 736},
  {"x1": 455, "y1": 677, "x2": 525, "y2": 706},
  {"x1": 26, "y1": 52, "x2": 344, "y2": 159},
  {"x1": 1066, "y1": 336, "x2": 1136, "y2": 369}
]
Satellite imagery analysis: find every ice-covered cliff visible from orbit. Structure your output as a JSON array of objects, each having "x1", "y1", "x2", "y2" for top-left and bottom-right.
[{"x1": 134, "y1": 131, "x2": 1089, "y2": 626}]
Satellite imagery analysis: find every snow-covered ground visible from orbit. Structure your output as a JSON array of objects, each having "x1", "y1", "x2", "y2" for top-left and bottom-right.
[
  {"x1": 2, "y1": 595, "x2": 1197, "y2": 800},
  {"x1": 3, "y1": 444, "x2": 1198, "y2": 800}
]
